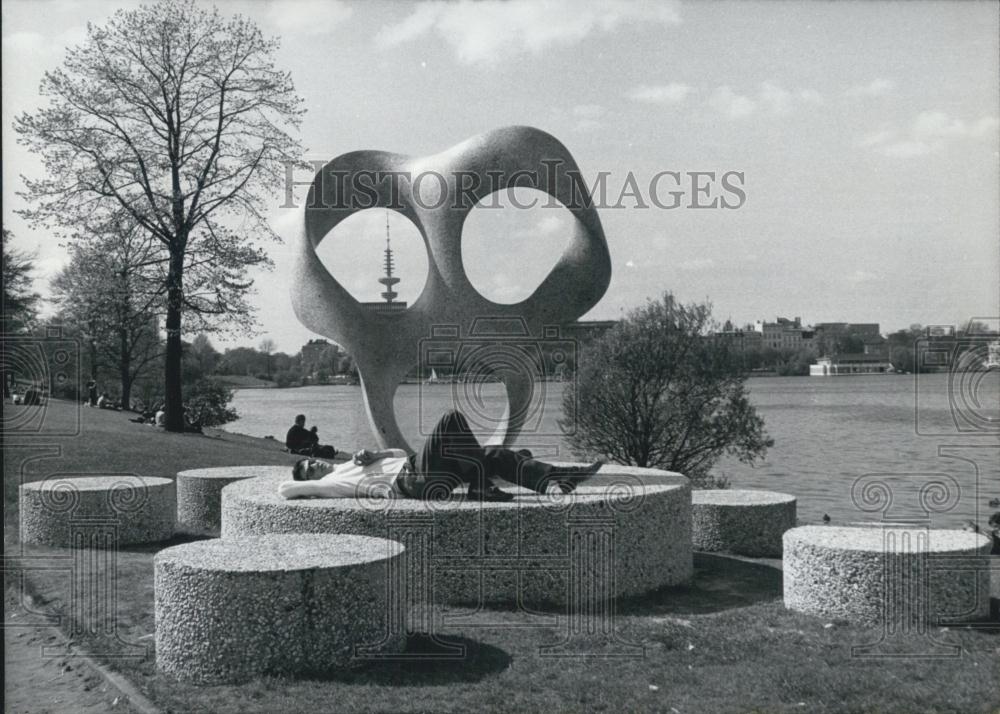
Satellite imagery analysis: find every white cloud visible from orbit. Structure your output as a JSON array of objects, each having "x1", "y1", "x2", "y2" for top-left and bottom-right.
[
  {"x1": 375, "y1": 0, "x2": 682, "y2": 65},
  {"x1": 709, "y1": 86, "x2": 756, "y2": 119},
  {"x1": 880, "y1": 141, "x2": 931, "y2": 158},
  {"x1": 628, "y1": 83, "x2": 692, "y2": 104},
  {"x1": 572, "y1": 104, "x2": 606, "y2": 118},
  {"x1": 535, "y1": 214, "x2": 567, "y2": 236},
  {"x1": 847, "y1": 78, "x2": 894, "y2": 97},
  {"x1": 571, "y1": 104, "x2": 606, "y2": 131},
  {"x1": 798, "y1": 88, "x2": 824, "y2": 104},
  {"x1": 861, "y1": 111, "x2": 999, "y2": 158},
  {"x1": 266, "y1": 0, "x2": 353, "y2": 36},
  {"x1": 678, "y1": 258, "x2": 714, "y2": 271},
  {"x1": 759, "y1": 81, "x2": 792, "y2": 116},
  {"x1": 847, "y1": 270, "x2": 880, "y2": 284},
  {"x1": 706, "y1": 82, "x2": 823, "y2": 120}
]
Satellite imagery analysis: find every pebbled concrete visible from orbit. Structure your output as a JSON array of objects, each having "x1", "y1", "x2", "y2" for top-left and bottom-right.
[
  {"x1": 783, "y1": 525, "x2": 992, "y2": 625},
  {"x1": 221, "y1": 464, "x2": 692, "y2": 607},
  {"x1": 692, "y1": 489, "x2": 796, "y2": 557},
  {"x1": 20, "y1": 476, "x2": 175, "y2": 547},
  {"x1": 154, "y1": 534, "x2": 405, "y2": 684},
  {"x1": 177, "y1": 466, "x2": 290, "y2": 535}
]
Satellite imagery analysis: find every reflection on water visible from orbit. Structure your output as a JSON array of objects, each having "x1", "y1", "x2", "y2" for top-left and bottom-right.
[{"x1": 223, "y1": 372, "x2": 999, "y2": 529}]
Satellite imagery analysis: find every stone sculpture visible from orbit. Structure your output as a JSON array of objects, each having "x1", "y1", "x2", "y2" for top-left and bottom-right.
[{"x1": 290, "y1": 126, "x2": 611, "y2": 451}]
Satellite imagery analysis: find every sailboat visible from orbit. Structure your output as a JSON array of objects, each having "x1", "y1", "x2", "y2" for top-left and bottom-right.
[{"x1": 425, "y1": 367, "x2": 444, "y2": 384}]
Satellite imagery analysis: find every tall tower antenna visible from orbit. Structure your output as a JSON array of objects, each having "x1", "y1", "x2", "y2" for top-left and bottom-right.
[{"x1": 378, "y1": 210, "x2": 400, "y2": 303}]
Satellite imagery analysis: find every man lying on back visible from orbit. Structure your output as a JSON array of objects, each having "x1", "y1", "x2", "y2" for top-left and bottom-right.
[{"x1": 279, "y1": 409, "x2": 601, "y2": 502}]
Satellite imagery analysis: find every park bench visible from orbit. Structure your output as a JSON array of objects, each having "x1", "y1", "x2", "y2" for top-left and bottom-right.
[
  {"x1": 20, "y1": 475, "x2": 175, "y2": 547},
  {"x1": 154, "y1": 534, "x2": 405, "y2": 683},
  {"x1": 691, "y1": 489, "x2": 797, "y2": 557}
]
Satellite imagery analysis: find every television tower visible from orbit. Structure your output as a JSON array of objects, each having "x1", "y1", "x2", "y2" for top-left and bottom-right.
[{"x1": 378, "y1": 210, "x2": 401, "y2": 303}]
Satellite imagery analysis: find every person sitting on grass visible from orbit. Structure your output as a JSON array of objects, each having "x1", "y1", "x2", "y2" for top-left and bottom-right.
[
  {"x1": 285, "y1": 414, "x2": 337, "y2": 458},
  {"x1": 278, "y1": 409, "x2": 602, "y2": 502}
]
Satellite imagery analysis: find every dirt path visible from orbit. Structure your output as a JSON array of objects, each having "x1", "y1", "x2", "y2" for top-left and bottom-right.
[{"x1": 4, "y1": 592, "x2": 140, "y2": 714}]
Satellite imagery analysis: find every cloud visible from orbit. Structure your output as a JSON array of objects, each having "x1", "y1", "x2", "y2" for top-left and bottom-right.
[
  {"x1": 759, "y1": 81, "x2": 792, "y2": 116},
  {"x1": 798, "y1": 88, "x2": 824, "y2": 104},
  {"x1": 706, "y1": 82, "x2": 823, "y2": 120},
  {"x1": 266, "y1": 0, "x2": 353, "y2": 36},
  {"x1": 709, "y1": 86, "x2": 756, "y2": 119},
  {"x1": 628, "y1": 83, "x2": 692, "y2": 104},
  {"x1": 847, "y1": 270, "x2": 880, "y2": 284},
  {"x1": 861, "y1": 111, "x2": 999, "y2": 158},
  {"x1": 375, "y1": 0, "x2": 682, "y2": 65},
  {"x1": 847, "y1": 78, "x2": 894, "y2": 97},
  {"x1": 678, "y1": 258, "x2": 714, "y2": 271},
  {"x1": 571, "y1": 104, "x2": 606, "y2": 131}
]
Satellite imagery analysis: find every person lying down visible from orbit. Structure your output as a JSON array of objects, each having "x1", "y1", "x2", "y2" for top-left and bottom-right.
[{"x1": 278, "y1": 410, "x2": 602, "y2": 502}]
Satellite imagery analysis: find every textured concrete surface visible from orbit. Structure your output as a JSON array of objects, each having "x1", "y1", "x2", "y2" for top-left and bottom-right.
[
  {"x1": 177, "y1": 466, "x2": 289, "y2": 534},
  {"x1": 692, "y1": 489, "x2": 796, "y2": 557},
  {"x1": 155, "y1": 534, "x2": 405, "y2": 684},
  {"x1": 783, "y1": 525, "x2": 992, "y2": 625},
  {"x1": 20, "y1": 476, "x2": 175, "y2": 547},
  {"x1": 222, "y1": 465, "x2": 692, "y2": 606},
  {"x1": 290, "y1": 126, "x2": 612, "y2": 451}
]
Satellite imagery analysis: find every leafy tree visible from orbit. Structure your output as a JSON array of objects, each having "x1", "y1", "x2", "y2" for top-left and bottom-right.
[
  {"x1": 561, "y1": 293, "x2": 773, "y2": 486},
  {"x1": 184, "y1": 379, "x2": 237, "y2": 427},
  {"x1": 51, "y1": 215, "x2": 164, "y2": 407},
  {"x1": 15, "y1": 0, "x2": 305, "y2": 431},
  {"x1": 183, "y1": 334, "x2": 221, "y2": 384},
  {"x1": 2, "y1": 230, "x2": 43, "y2": 397}
]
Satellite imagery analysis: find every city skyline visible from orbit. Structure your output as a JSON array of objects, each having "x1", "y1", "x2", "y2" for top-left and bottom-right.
[{"x1": 3, "y1": 0, "x2": 998, "y2": 353}]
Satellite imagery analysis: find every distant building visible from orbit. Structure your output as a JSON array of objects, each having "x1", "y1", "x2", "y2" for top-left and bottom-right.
[
  {"x1": 301, "y1": 338, "x2": 339, "y2": 375},
  {"x1": 712, "y1": 328, "x2": 763, "y2": 352},
  {"x1": 561, "y1": 320, "x2": 617, "y2": 343},
  {"x1": 751, "y1": 316, "x2": 815, "y2": 351},
  {"x1": 810, "y1": 353, "x2": 892, "y2": 376}
]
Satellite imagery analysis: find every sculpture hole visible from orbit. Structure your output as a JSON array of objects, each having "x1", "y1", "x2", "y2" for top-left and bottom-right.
[
  {"x1": 461, "y1": 188, "x2": 574, "y2": 305},
  {"x1": 315, "y1": 209, "x2": 428, "y2": 308},
  {"x1": 393, "y1": 377, "x2": 510, "y2": 451}
]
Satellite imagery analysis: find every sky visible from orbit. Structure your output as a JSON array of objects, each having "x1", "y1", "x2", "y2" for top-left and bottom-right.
[{"x1": 3, "y1": 0, "x2": 998, "y2": 354}]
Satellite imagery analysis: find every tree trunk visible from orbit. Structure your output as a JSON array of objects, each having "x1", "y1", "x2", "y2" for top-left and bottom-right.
[
  {"x1": 119, "y1": 327, "x2": 132, "y2": 410},
  {"x1": 164, "y1": 249, "x2": 185, "y2": 432}
]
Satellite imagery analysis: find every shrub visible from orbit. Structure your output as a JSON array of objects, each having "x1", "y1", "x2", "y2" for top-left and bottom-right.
[
  {"x1": 560, "y1": 293, "x2": 773, "y2": 487},
  {"x1": 184, "y1": 379, "x2": 238, "y2": 427}
]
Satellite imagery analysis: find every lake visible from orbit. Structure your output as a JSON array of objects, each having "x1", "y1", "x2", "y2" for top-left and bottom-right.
[{"x1": 222, "y1": 373, "x2": 1000, "y2": 529}]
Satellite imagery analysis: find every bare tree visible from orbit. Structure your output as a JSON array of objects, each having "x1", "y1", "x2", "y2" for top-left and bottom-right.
[
  {"x1": 259, "y1": 337, "x2": 276, "y2": 378},
  {"x1": 16, "y1": 0, "x2": 304, "y2": 430}
]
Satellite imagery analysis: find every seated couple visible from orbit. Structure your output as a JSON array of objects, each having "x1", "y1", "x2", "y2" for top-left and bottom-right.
[
  {"x1": 285, "y1": 414, "x2": 338, "y2": 459},
  {"x1": 279, "y1": 410, "x2": 602, "y2": 502}
]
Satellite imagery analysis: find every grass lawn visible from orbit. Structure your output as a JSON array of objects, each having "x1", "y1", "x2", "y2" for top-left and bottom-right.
[{"x1": 5, "y1": 400, "x2": 1000, "y2": 714}]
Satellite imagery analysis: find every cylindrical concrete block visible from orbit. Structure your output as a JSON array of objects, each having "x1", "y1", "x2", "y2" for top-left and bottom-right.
[
  {"x1": 155, "y1": 534, "x2": 405, "y2": 684},
  {"x1": 784, "y1": 526, "x2": 992, "y2": 625},
  {"x1": 221, "y1": 465, "x2": 693, "y2": 606},
  {"x1": 20, "y1": 476, "x2": 175, "y2": 547},
  {"x1": 177, "y1": 466, "x2": 290, "y2": 534},
  {"x1": 692, "y1": 489, "x2": 796, "y2": 557}
]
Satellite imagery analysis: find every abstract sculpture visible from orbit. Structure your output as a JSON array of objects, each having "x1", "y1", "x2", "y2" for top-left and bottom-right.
[{"x1": 290, "y1": 126, "x2": 611, "y2": 451}]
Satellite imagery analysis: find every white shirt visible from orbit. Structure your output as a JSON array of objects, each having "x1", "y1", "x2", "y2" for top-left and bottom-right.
[{"x1": 278, "y1": 449, "x2": 409, "y2": 500}]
